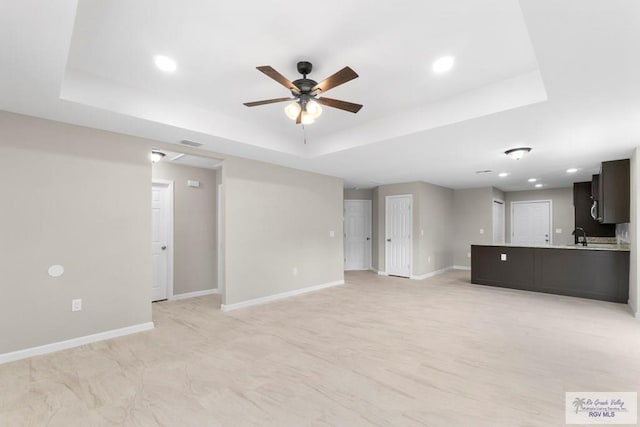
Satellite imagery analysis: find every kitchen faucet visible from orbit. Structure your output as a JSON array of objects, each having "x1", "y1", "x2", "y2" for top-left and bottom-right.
[{"x1": 572, "y1": 227, "x2": 588, "y2": 247}]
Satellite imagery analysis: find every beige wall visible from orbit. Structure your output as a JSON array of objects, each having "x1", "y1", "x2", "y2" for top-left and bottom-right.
[
  {"x1": 504, "y1": 187, "x2": 575, "y2": 245},
  {"x1": 152, "y1": 162, "x2": 218, "y2": 295},
  {"x1": 0, "y1": 112, "x2": 152, "y2": 354},
  {"x1": 0, "y1": 111, "x2": 346, "y2": 355},
  {"x1": 344, "y1": 188, "x2": 374, "y2": 200},
  {"x1": 375, "y1": 182, "x2": 454, "y2": 276},
  {"x1": 417, "y1": 183, "x2": 455, "y2": 274},
  {"x1": 452, "y1": 188, "x2": 495, "y2": 267},
  {"x1": 372, "y1": 188, "x2": 380, "y2": 270},
  {"x1": 223, "y1": 157, "x2": 344, "y2": 305}
]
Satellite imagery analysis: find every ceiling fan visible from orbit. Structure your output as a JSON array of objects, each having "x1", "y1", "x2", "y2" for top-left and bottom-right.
[{"x1": 243, "y1": 61, "x2": 363, "y2": 125}]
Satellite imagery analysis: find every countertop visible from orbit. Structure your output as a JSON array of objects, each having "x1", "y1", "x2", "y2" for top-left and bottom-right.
[{"x1": 473, "y1": 243, "x2": 630, "y2": 252}]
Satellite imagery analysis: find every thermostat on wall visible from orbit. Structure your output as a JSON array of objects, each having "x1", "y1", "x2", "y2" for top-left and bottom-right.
[{"x1": 187, "y1": 180, "x2": 200, "y2": 188}]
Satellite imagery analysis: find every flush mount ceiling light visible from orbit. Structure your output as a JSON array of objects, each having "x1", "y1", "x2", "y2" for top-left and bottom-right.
[
  {"x1": 566, "y1": 168, "x2": 579, "y2": 173},
  {"x1": 504, "y1": 147, "x2": 532, "y2": 160},
  {"x1": 535, "y1": 183, "x2": 543, "y2": 188},
  {"x1": 432, "y1": 56, "x2": 455, "y2": 74},
  {"x1": 528, "y1": 178, "x2": 537, "y2": 182},
  {"x1": 153, "y1": 55, "x2": 177, "y2": 73},
  {"x1": 498, "y1": 172, "x2": 509, "y2": 178},
  {"x1": 150, "y1": 150, "x2": 165, "y2": 163}
]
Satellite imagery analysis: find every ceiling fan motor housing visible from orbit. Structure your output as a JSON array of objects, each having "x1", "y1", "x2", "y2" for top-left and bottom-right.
[{"x1": 297, "y1": 61, "x2": 313, "y2": 76}]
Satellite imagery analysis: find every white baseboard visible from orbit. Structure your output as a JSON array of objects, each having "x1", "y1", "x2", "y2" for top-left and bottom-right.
[
  {"x1": 410, "y1": 266, "x2": 454, "y2": 280},
  {"x1": 0, "y1": 322, "x2": 154, "y2": 365},
  {"x1": 452, "y1": 265, "x2": 472, "y2": 271},
  {"x1": 377, "y1": 271, "x2": 389, "y2": 276},
  {"x1": 171, "y1": 288, "x2": 220, "y2": 300},
  {"x1": 628, "y1": 300, "x2": 640, "y2": 319},
  {"x1": 221, "y1": 280, "x2": 344, "y2": 312},
  {"x1": 368, "y1": 268, "x2": 378, "y2": 273}
]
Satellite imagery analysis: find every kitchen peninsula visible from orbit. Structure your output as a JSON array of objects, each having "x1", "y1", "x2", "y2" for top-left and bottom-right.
[{"x1": 471, "y1": 244, "x2": 630, "y2": 303}]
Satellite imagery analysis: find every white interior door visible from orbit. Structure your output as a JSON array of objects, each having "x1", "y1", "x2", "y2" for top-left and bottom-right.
[
  {"x1": 493, "y1": 199, "x2": 505, "y2": 244},
  {"x1": 344, "y1": 200, "x2": 371, "y2": 270},
  {"x1": 511, "y1": 200, "x2": 551, "y2": 245},
  {"x1": 151, "y1": 181, "x2": 172, "y2": 301},
  {"x1": 385, "y1": 195, "x2": 412, "y2": 277}
]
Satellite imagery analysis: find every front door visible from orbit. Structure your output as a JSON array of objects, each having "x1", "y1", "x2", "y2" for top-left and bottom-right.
[
  {"x1": 344, "y1": 200, "x2": 372, "y2": 270},
  {"x1": 151, "y1": 182, "x2": 171, "y2": 301},
  {"x1": 385, "y1": 195, "x2": 412, "y2": 277},
  {"x1": 511, "y1": 200, "x2": 551, "y2": 245}
]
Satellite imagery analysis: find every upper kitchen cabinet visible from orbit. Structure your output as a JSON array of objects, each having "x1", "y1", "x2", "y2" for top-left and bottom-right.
[
  {"x1": 573, "y1": 182, "x2": 615, "y2": 240},
  {"x1": 598, "y1": 159, "x2": 630, "y2": 224}
]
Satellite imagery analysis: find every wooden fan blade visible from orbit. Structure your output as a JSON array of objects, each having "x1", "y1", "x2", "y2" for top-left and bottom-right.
[
  {"x1": 317, "y1": 97, "x2": 363, "y2": 113},
  {"x1": 256, "y1": 66, "x2": 300, "y2": 92},
  {"x1": 296, "y1": 109, "x2": 302, "y2": 124},
  {"x1": 243, "y1": 97, "x2": 292, "y2": 107},
  {"x1": 311, "y1": 67, "x2": 358, "y2": 93}
]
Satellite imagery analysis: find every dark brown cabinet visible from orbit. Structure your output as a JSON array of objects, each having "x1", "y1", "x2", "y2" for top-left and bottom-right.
[
  {"x1": 573, "y1": 182, "x2": 615, "y2": 241},
  {"x1": 591, "y1": 174, "x2": 600, "y2": 203},
  {"x1": 471, "y1": 245, "x2": 629, "y2": 303},
  {"x1": 599, "y1": 159, "x2": 630, "y2": 224}
]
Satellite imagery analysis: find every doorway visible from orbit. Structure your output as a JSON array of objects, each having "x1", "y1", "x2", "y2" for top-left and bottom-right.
[
  {"x1": 151, "y1": 180, "x2": 174, "y2": 301},
  {"x1": 493, "y1": 199, "x2": 505, "y2": 244},
  {"x1": 511, "y1": 200, "x2": 552, "y2": 245},
  {"x1": 385, "y1": 194, "x2": 412, "y2": 277},
  {"x1": 151, "y1": 150, "x2": 223, "y2": 304},
  {"x1": 344, "y1": 200, "x2": 372, "y2": 270}
]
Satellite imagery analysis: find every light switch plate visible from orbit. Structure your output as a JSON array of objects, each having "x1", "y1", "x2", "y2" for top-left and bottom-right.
[
  {"x1": 479, "y1": 228, "x2": 484, "y2": 234},
  {"x1": 555, "y1": 228, "x2": 562, "y2": 234},
  {"x1": 500, "y1": 254, "x2": 507, "y2": 261},
  {"x1": 329, "y1": 230, "x2": 335, "y2": 237},
  {"x1": 71, "y1": 299, "x2": 82, "y2": 312},
  {"x1": 187, "y1": 180, "x2": 200, "y2": 188}
]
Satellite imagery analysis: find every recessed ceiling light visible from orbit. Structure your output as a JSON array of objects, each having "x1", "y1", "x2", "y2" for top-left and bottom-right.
[
  {"x1": 535, "y1": 183, "x2": 543, "y2": 188},
  {"x1": 504, "y1": 147, "x2": 532, "y2": 160},
  {"x1": 498, "y1": 172, "x2": 509, "y2": 178},
  {"x1": 566, "y1": 168, "x2": 579, "y2": 173},
  {"x1": 154, "y1": 55, "x2": 177, "y2": 73},
  {"x1": 432, "y1": 56, "x2": 455, "y2": 74},
  {"x1": 528, "y1": 178, "x2": 537, "y2": 182}
]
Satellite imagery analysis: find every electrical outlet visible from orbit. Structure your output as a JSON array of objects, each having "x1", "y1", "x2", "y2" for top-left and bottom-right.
[
  {"x1": 428, "y1": 256, "x2": 431, "y2": 263},
  {"x1": 329, "y1": 230, "x2": 335, "y2": 237},
  {"x1": 71, "y1": 299, "x2": 82, "y2": 312},
  {"x1": 466, "y1": 252, "x2": 471, "y2": 258},
  {"x1": 292, "y1": 267, "x2": 298, "y2": 276},
  {"x1": 479, "y1": 228, "x2": 484, "y2": 234}
]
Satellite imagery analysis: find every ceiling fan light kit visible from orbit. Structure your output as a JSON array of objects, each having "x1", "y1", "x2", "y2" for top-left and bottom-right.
[{"x1": 244, "y1": 61, "x2": 363, "y2": 125}]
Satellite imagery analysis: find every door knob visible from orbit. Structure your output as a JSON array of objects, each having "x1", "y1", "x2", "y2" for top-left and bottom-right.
[
  {"x1": 366, "y1": 237, "x2": 371, "y2": 241},
  {"x1": 161, "y1": 246, "x2": 167, "y2": 250}
]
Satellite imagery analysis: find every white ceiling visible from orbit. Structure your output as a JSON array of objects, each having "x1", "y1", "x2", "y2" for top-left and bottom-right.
[{"x1": 1, "y1": 0, "x2": 639, "y2": 191}]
